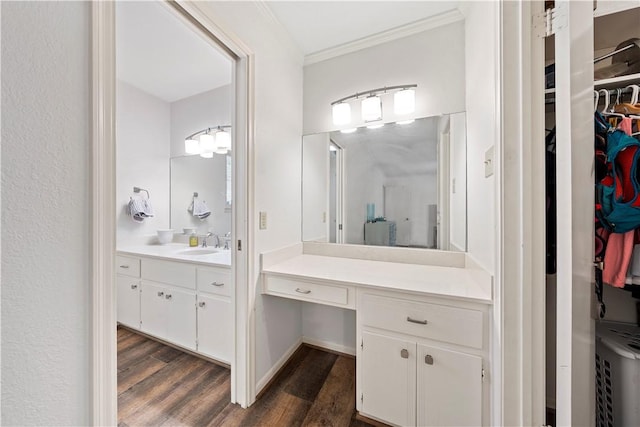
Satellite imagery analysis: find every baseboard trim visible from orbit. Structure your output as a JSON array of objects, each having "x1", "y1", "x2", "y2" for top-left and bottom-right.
[
  {"x1": 255, "y1": 337, "x2": 303, "y2": 396},
  {"x1": 302, "y1": 336, "x2": 356, "y2": 356}
]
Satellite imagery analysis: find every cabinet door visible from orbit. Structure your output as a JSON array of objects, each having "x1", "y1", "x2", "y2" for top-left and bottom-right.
[
  {"x1": 140, "y1": 281, "x2": 167, "y2": 339},
  {"x1": 165, "y1": 287, "x2": 196, "y2": 351},
  {"x1": 116, "y1": 275, "x2": 140, "y2": 329},
  {"x1": 197, "y1": 294, "x2": 232, "y2": 363},
  {"x1": 361, "y1": 331, "x2": 416, "y2": 426},
  {"x1": 417, "y1": 344, "x2": 482, "y2": 426}
]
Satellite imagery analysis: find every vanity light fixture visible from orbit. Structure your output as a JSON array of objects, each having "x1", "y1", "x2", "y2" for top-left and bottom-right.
[
  {"x1": 330, "y1": 84, "x2": 417, "y2": 126},
  {"x1": 184, "y1": 125, "x2": 232, "y2": 156},
  {"x1": 397, "y1": 119, "x2": 415, "y2": 125},
  {"x1": 340, "y1": 128, "x2": 358, "y2": 134},
  {"x1": 366, "y1": 123, "x2": 385, "y2": 129}
]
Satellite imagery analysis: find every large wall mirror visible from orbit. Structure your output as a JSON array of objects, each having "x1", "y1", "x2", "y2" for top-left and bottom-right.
[
  {"x1": 170, "y1": 155, "x2": 232, "y2": 237},
  {"x1": 302, "y1": 113, "x2": 467, "y2": 251}
]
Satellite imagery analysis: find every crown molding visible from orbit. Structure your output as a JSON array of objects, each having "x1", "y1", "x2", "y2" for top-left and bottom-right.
[
  {"x1": 304, "y1": 9, "x2": 464, "y2": 66},
  {"x1": 253, "y1": 0, "x2": 305, "y2": 60}
]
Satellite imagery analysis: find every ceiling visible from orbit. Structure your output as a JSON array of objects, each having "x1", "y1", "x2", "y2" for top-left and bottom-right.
[
  {"x1": 330, "y1": 117, "x2": 439, "y2": 177},
  {"x1": 265, "y1": 1, "x2": 459, "y2": 55},
  {"x1": 115, "y1": 1, "x2": 458, "y2": 102},
  {"x1": 116, "y1": 2, "x2": 232, "y2": 103}
]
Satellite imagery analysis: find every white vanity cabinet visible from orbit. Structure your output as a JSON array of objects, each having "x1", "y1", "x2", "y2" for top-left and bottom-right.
[
  {"x1": 116, "y1": 255, "x2": 141, "y2": 329},
  {"x1": 116, "y1": 252, "x2": 232, "y2": 364},
  {"x1": 196, "y1": 267, "x2": 232, "y2": 363},
  {"x1": 357, "y1": 291, "x2": 487, "y2": 427}
]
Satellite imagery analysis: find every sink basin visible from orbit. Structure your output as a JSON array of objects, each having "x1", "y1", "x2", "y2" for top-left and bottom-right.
[{"x1": 178, "y1": 248, "x2": 218, "y2": 256}]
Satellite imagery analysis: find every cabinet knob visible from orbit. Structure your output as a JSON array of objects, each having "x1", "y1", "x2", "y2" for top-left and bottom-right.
[
  {"x1": 425, "y1": 355, "x2": 434, "y2": 365},
  {"x1": 165, "y1": 294, "x2": 172, "y2": 300},
  {"x1": 198, "y1": 301, "x2": 206, "y2": 308},
  {"x1": 400, "y1": 349, "x2": 409, "y2": 359},
  {"x1": 131, "y1": 284, "x2": 138, "y2": 290},
  {"x1": 157, "y1": 291, "x2": 164, "y2": 297},
  {"x1": 211, "y1": 282, "x2": 224, "y2": 287}
]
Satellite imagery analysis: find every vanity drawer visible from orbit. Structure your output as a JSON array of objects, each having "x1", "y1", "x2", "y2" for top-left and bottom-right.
[
  {"x1": 116, "y1": 255, "x2": 140, "y2": 277},
  {"x1": 141, "y1": 258, "x2": 196, "y2": 290},
  {"x1": 197, "y1": 268, "x2": 231, "y2": 297},
  {"x1": 360, "y1": 294, "x2": 483, "y2": 349},
  {"x1": 264, "y1": 276, "x2": 353, "y2": 308}
]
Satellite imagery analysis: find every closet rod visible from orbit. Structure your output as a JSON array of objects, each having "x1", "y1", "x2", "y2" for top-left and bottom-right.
[{"x1": 545, "y1": 85, "x2": 637, "y2": 104}]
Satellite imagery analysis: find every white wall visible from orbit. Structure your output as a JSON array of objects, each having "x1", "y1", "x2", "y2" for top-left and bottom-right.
[
  {"x1": 302, "y1": 303, "x2": 357, "y2": 355},
  {"x1": 1, "y1": 2, "x2": 91, "y2": 424},
  {"x1": 303, "y1": 20, "x2": 466, "y2": 135},
  {"x1": 116, "y1": 80, "x2": 171, "y2": 244},
  {"x1": 170, "y1": 85, "x2": 232, "y2": 157},
  {"x1": 302, "y1": 133, "x2": 329, "y2": 241},
  {"x1": 460, "y1": 3, "x2": 497, "y2": 273},
  {"x1": 196, "y1": 2, "x2": 304, "y2": 389}
]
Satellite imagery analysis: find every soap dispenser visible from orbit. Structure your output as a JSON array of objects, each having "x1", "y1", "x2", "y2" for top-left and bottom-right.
[{"x1": 189, "y1": 232, "x2": 198, "y2": 247}]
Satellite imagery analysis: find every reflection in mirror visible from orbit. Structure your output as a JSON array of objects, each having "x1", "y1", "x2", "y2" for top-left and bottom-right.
[
  {"x1": 170, "y1": 155, "x2": 232, "y2": 237},
  {"x1": 302, "y1": 113, "x2": 467, "y2": 251}
]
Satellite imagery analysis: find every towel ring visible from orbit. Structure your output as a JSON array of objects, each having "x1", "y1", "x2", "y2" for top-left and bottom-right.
[{"x1": 133, "y1": 186, "x2": 150, "y2": 199}]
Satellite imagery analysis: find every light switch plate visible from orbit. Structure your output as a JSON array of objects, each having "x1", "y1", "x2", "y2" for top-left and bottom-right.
[
  {"x1": 259, "y1": 211, "x2": 267, "y2": 229},
  {"x1": 484, "y1": 145, "x2": 495, "y2": 177}
]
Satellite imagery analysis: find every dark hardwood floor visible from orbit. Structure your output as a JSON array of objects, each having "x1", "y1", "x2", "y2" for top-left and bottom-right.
[{"x1": 118, "y1": 327, "x2": 377, "y2": 426}]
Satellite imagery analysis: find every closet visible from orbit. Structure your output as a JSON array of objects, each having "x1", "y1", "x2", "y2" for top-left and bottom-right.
[{"x1": 544, "y1": 2, "x2": 640, "y2": 426}]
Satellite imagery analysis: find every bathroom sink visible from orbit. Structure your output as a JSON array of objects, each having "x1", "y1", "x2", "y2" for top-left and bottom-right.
[{"x1": 178, "y1": 248, "x2": 218, "y2": 256}]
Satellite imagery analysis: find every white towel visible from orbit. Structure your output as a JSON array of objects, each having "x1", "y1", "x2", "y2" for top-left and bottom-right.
[
  {"x1": 188, "y1": 199, "x2": 211, "y2": 220},
  {"x1": 128, "y1": 196, "x2": 154, "y2": 223}
]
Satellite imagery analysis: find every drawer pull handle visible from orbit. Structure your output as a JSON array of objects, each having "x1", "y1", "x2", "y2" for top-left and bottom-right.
[
  {"x1": 407, "y1": 317, "x2": 428, "y2": 325},
  {"x1": 400, "y1": 349, "x2": 409, "y2": 359},
  {"x1": 165, "y1": 294, "x2": 172, "y2": 300},
  {"x1": 425, "y1": 354, "x2": 434, "y2": 365},
  {"x1": 211, "y1": 282, "x2": 224, "y2": 287},
  {"x1": 119, "y1": 265, "x2": 130, "y2": 269},
  {"x1": 131, "y1": 284, "x2": 138, "y2": 290},
  {"x1": 157, "y1": 291, "x2": 164, "y2": 297},
  {"x1": 295, "y1": 288, "x2": 311, "y2": 294},
  {"x1": 198, "y1": 301, "x2": 206, "y2": 308}
]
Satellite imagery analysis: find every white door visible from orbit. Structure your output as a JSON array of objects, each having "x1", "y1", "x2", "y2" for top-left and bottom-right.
[
  {"x1": 140, "y1": 281, "x2": 167, "y2": 339},
  {"x1": 361, "y1": 330, "x2": 416, "y2": 426},
  {"x1": 384, "y1": 185, "x2": 412, "y2": 246},
  {"x1": 165, "y1": 287, "x2": 196, "y2": 351},
  {"x1": 553, "y1": 1, "x2": 596, "y2": 425},
  {"x1": 197, "y1": 294, "x2": 232, "y2": 363},
  {"x1": 116, "y1": 276, "x2": 140, "y2": 329},
  {"x1": 417, "y1": 344, "x2": 482, "y2": 426}
]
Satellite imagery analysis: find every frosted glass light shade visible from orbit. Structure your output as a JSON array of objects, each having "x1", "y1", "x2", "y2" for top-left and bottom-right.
[
  {"x1": 215, "y1": 147, "x2": 229, "y2": 154},
  {"x1": 215, "y1": 130, "x2": 231, "y2": 150},
  {"x1": 362, "y1": 95, "x2": 382, "y2": 122},
  {"x1": 332, "y1": 103, "x2": 351, "y2": 125},
  {"x1": 200, "y1": 151, "x2": 214, "y2": 158},
  {"x1": 199, "y1": 133, "x2": 215, "y2": 153},
  {"x1": 185, "y1": 138, "x2": 199, "y2": 154},
  {"x1": 394, "y1": 88, "x2": 415, "y2": 115}
]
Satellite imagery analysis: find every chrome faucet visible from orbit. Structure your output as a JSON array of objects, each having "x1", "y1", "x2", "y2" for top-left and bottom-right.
[{"x1": 201, "y1": 232, "x2": 213, "y2": 248}]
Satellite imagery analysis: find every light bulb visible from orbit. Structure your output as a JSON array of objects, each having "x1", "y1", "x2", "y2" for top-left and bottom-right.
[
  {"x1": 366, "y1": 123, "x2": 384, "y2": 129},
  {"x1": 394, "y1": 88, "x2": 415, "y2": 115},
  {"x1": 215, "y1": 130, "x2": 231, "y2": 150},
  {"x1": 200, "y1": 151, "x2": 214, "y2": 158},
  {"x1": 215, "y1": 147, "x2": 228, "y2": 154},
  {"x1": 332, "y1": 103, "x2": 351, "y2": 125},
  {"x1": 340, "y1": 128, "x2": 358, "y2": 134},
  {"x1": 199, "y1": 133, "x2": 215, "y2": 153},
  {"x1": 396, "y1": 119, "x2": 415, "y2": 125},
  {"x1": 361, "y1": 95, "x2": 382, "y2": 122},
  {"x1": 185, "y1": 138, "x2": 199, "y2": 155}
]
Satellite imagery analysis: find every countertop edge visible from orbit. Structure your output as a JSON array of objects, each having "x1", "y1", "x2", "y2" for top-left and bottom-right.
[{"x1": 117, "y1": 249, "x2": 231, "y2": 268}]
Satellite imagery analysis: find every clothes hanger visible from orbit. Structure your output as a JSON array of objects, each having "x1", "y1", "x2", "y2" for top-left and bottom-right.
[
  {"x1": 613, "y1": 85, "x2": 640, "y2": 115},
  {"x1": 600, "y1": 89, "x2": 626, "y2": 119},
  {"x1": 594, "y1": 90, "x2": 600, "y2": 112}
]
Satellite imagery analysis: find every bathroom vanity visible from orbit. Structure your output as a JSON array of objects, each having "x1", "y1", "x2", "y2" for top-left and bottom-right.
[
  {"x1": 116, "y1": 244, "x2": 232, "y2": 364},
  {"x1": 261, "y1": 242, "x2": 492, "y2": 426}
]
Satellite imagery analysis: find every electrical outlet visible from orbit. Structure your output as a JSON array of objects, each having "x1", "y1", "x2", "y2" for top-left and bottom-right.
[
  {"x1": 259, "y1": 211, "x2": 267, "y2": 229},
  {"x1": 484, "y1": 145, "x2": 495, "y2": 177}
]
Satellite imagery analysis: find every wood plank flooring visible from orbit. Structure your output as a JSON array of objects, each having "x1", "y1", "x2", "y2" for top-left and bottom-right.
[{"x1": 118, "y1": 327, "x2": 378, "y2": 426}]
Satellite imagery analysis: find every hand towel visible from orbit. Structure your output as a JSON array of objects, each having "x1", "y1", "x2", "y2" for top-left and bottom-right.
[
  {"x1": 128, "y1": 196, "x2": 154, "y2": 223},
  {"x1": 188, "y1": 199, "x2": 211, "y2": 220}
]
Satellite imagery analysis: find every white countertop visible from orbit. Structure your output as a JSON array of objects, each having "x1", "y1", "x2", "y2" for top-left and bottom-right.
[
  {"x1": 117, "y1": 243, "x2": 231, "y2": 267},
  {"x1": 262, "y1": 254, "x2": 492, "y2": 304}
]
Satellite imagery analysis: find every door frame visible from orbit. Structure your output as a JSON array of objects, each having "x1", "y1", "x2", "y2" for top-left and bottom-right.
[{"x1": 91, "y1": 1, "x2": 255, "y2": 424}]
